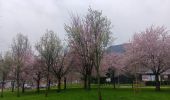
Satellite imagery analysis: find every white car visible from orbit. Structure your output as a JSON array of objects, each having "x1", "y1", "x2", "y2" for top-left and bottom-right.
[{"x1": 24, "y1": 84, "x2": 32, "y2": 89}]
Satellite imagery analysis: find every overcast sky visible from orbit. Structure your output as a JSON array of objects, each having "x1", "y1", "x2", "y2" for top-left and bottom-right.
[{"x1": 0, "y1": 0, "x2": 170, "y2": 52}]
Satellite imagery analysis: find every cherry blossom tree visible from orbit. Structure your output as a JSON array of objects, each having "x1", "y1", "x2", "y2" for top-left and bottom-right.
[
  {"x1": 65, "y1": 11, "x2": 95, "y2": 90},
  {"x1": 0, "y1": 51, "x2": 13, "y2": 98},
  {"x1": 101, "y1": 53, "x2": 123, "y2": 89},
  {"x1": 65, "y1": 8, "x2": 113, "y2": 100},
  {"x1": 20, "y1": 52, "x2": 34, "y2": 93},
  {"x1": 86, "y1": 9, "x2": 112, "y2": 100},
  {"x1": 51, "y1": 47, "x2": 73, "y2": 92},
  {"x1": 125, "y1": 26, "x2": 170, "y2": 91},
  {"x1": 11, "y1": 33, "x2": 31, "y2": 97},
  {"x1": 32, "y1": 56, "x2": 45, "y2": 93},
  {"x1": 35, "y1": 30, "x2": 61, "y2": 96}
]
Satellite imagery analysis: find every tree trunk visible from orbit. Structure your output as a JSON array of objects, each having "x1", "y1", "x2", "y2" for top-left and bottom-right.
[
  {"x1": 22, "y1": 81, "x2": 25, "y2": 93},
  {"x1": 45, "y1": 66, "x2": 50, "y2": 97},
  {"x1": 17, "y1": 66, "x2": 20, "y2": 97},
  {"x1": 113, "y1": 77, "x2": 116, "y2": 89},
  {"x1": 1, "y1": 78, "x2": 5, "y2": 98},
  {"x1": 11, "y1": 81, "x2": 15, "y2": 92},
  {"x1": 36, "y1": 73, "x2": 41, "y2": 93},
  {"x1": 57, "y1": 77, "x2": 61, "y2": 92},
  {"x1": 132, "y1": 80, "x2": 134, "y2": 89},
  {"x1": 155, "y1": 74, "x2": 160, "y2": 91},
  {"x1": 64, "y1": 77, "x2": 66, "y2": 90},
  {"x1": 87, "y1": 75, "x2": 91, "y2": 90},
  {"x1": 84, "y1": 75, "x2": 87, "y2": 89},
  {"x1": 36, "y1": 80, "x2": 40, "y2": 93},
  {"x1": 48, "y1": 79, "x2": 51, "y2": 90}
]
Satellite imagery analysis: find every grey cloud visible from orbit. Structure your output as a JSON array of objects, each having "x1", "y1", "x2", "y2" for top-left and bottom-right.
[{"x1": 0, "y1": 0, "x2": 170, "y2": 52}]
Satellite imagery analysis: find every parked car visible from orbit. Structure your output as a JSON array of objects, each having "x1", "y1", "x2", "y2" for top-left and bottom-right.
[
  {"x1": 24, "y1": 84, "x2": 32, "y2": 89},
  {"x1": 40, "y1": 84, "x2": 46, "y2": 88}
]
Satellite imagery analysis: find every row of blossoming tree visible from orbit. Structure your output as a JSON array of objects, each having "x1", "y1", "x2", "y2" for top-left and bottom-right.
[{"x1": 1, "y1": 8, "x2": 170, "y2": 100}]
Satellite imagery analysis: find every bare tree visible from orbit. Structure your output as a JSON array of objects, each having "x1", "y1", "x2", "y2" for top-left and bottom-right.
[
  {"x1": 35, "y1": 30, "x2": 61, "y2": 96},
  {"x1": 11, "y1": 33, "x2": 31, "y2": 97}
]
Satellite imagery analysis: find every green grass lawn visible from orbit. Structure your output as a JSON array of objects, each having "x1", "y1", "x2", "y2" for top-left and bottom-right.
[{"x1": 1, "y1": 84, "x2": 170, "y2": 100}]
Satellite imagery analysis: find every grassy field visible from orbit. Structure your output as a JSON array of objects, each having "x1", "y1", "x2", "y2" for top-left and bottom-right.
[{"x1": 1, "y1": 84, "x2": 170, "y2": 100}]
